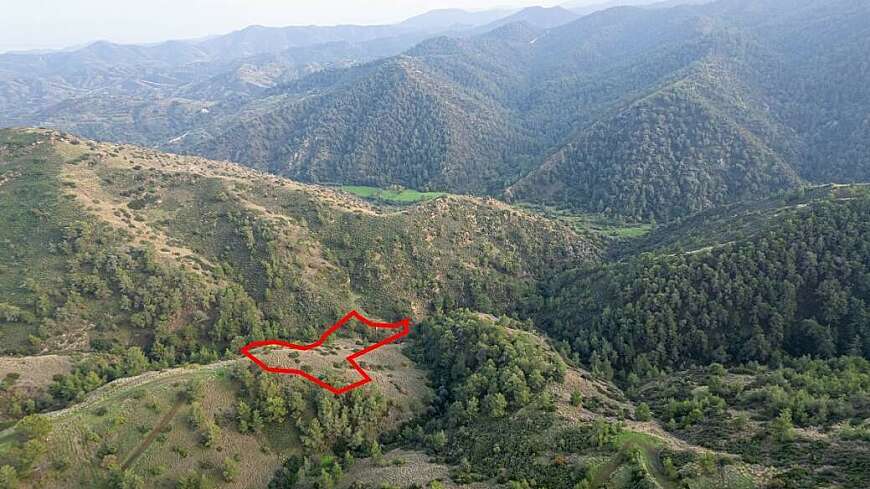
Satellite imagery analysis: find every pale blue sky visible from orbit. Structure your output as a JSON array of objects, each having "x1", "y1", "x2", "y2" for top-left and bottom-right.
[{"x1": 1, "y1": 0, "x2": 570, "y2": 53}]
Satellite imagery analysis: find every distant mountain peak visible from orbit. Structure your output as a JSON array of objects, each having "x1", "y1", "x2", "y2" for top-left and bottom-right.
[
  {"x1": 477, "y1": 5, "x2": 580, "y2": 33},
  {"x1": 399, "y1": 7, "x2": 515, "y2": 30}
]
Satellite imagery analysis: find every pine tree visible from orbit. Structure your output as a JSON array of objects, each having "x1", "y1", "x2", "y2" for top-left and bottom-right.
[{"x1": 770, "y1": 408, "x2": 795, "y2": 442}]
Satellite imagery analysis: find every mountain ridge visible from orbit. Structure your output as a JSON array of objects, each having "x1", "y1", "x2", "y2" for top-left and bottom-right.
[
  {"x1": 3, "y1": 0, "x2": 870, "y2": 223},
  {"x1": 0, "y1": 127, "x2": 597, "y2": 358}
]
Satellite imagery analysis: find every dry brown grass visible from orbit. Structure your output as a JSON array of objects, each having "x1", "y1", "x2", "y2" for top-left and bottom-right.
[
  {"x1": 551, "y1": 368, "x2": 631, "y2": 422},
  {"x1": 38, "y1": 360, "x2": 282, "y2": 488},
  {"x1": 0, "y1": 354, "x2": 72, "y2": 390},
  {"x1": 55, "y1": 141, "x2": 218, "y2": 278},
  {"x1": 337, "y1": 448, "x2": 494, "y2": 489},
  {"x1": 50, "y1": 134, "x2": 377, "y2": 290},
  {"x1": 251, "y1": 338, "x2": 430, "y2": 421},
  {"x1": 29, "y1": 343, "x2": 432, "y2": 488}
]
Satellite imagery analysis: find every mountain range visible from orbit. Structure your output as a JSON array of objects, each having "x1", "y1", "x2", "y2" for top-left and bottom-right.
[
  {"x1": 3, "y1": 126, "x2": 869, "y2": 489},
  {"x1": 4, "y1": 0, "x2": 866, "y2": 221},
  {"x1": 3, "y1": 1, "x2": 870, "y2": 488},
  {"x1": 0, "y1": 5, "x2": 579, "y2": 141}
]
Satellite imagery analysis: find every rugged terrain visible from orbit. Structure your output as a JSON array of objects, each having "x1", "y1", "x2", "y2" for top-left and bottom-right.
[
  {"x1": 6, "y1": 1, "x2": 869, "y2": 221},
  {"x1": 0, "y1": 128, "x2": 596, "y2": 357},
  {"x1": 1, "y1": 1, "x2": 870, "y2": 488}
]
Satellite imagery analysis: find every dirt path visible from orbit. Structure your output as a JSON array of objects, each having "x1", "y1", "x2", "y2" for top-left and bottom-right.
[
  {"x1": 44, "y1": 359, "x2": 236, "y2": 419},
  {"x1": 589, "y1": 457, "x2": 620, "y2": 488},
  {"x1": 122, "y1": 400, "x2": 184, "y2": 469},
  {"x1": 638, "y1": 443, "x2": 678, "y2": 489}
]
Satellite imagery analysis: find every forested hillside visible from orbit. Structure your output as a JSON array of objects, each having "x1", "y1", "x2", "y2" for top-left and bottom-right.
[
  {"x1": 6, "y1": 0, "x2": 868, "y2": 221},
  {"x1": 509, "y1": 69, "x2": 800, "y2": 220},
  {"x1": 534, "y1": 185, "x2": 870, "y2": 381},
  {"x1": 164, "y1": 0, "x2": 870, "y2": 220},
  {"x1": 401, "y1": 311, "x2": 770, "y2": 489},
  {"x1": 176, "y1": 56, "x2": 529, "y2": 194},
  {"x1": 518, "y1": 185, "x2": 870, "y2": 487},
  {"x1": 0, "y1": 128, "x2": 596, "y2": 361},
  {"x1": 2, "y1": 1, "x2": 870, "y2": 488},
  {"x1": 1, "y1": 309, "x2": 778, "y2": 489},
  {"x1": 0, "y1": 10, "x2": 521, "y2": 148},
  {"x1": 2, "y1": 139, "x2": 869, "y2": 488}
]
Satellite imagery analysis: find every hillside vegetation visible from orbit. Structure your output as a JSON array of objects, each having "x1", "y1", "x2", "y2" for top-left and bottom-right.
[
  {"x1": 147, "y1": 0, "x2": 870, "y2": 220},
  {"x1": 3, "y1": 146, "x2": 869, "y2": 486},
  {"x1": 529, "y1": 186, "x2": 870, "y2": 488},
  {"x1": 0, "y1": 311, "x2": 772, "y2": 489},
  {"x1": 0, "y1": 336, "x2": 431, "y2": 488},
  {"x1": 2, "y1": 1, "x2": 870, "y2": 487},
  {"x1": 5, "y1": 1, "x2": 869, "y2": 221},
  {"x1": 0, "y1": 128, "x2": 596, "y2": 362},
  {"x1": 535, "y1": 185, "x2": 870, "y2": 378}
]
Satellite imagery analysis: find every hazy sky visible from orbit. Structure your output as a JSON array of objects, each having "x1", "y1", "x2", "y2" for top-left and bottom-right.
[{"x1": 0, "y1": 0, "x2": 568, "y2": 53}]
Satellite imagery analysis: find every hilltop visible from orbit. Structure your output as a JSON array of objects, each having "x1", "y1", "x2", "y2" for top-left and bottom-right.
[{"x1": 0, "y1": 128, "x2": 597, "y2": 359}]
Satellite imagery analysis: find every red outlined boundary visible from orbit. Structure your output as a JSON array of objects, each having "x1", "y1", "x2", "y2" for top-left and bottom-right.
[{"x1": 240, "y1": 310, "x2": 411, "y2": 395}]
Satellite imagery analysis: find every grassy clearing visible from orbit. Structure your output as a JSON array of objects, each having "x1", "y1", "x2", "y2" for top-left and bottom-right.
[
  {"x1": 337, "y1": 449, "x2": 453, "y2": 489},
  {"x1": 607, "y1": 224, "x2": 653, "y2": 238},
  {"x1": 515, "y1": 203, "x2": 652, "y2": 239},
  {"x1": 245, "y1": 339, "x2": 431, "y2": 422},
  {"x1": 0, "y1": 355, "x2": 73, "y2": 389},
  {"x1": 5, "y1": 363, "x2": 284, "y2": 488},
  {"x1": 613, "y1": 430, "x2": 663, "y2": 449},
  {"x1": 0, "y1": 337, "x2": 431, "y2": 488},
  {"x1": 340, "y1": 185, "x2": 446, "y2": 204}
]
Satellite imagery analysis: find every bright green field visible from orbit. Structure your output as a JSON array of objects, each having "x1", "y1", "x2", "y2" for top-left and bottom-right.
[{"x1": 340, "y1": 185, "x2": 446, "y2": 204}]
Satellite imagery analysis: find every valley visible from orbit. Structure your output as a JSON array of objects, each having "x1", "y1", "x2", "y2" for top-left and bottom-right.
[
  {"x1": 2, "y1": 1, "x2": 870, "y2": 488},
  {"x1": 0, "y1": 121, "x2": 868, "y2": 488},
  {"x1": 12, "y1": 0, "x2": 864, "y2": 222}
]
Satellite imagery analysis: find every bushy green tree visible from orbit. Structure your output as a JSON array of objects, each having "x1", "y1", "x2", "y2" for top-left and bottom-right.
[
  {"x1": 770, "y1": 408, "x2": 795, "y2": 442},
  {"x1": 17, "y1": 414, "x2": 51, "y2": 440},
  {"x1": 222, "y1": 457, "x2": 239, "y2": 482},
  {"x1": 635, "y1": 402, "x2": 652, "y2": 422},
  {"x1": 0, "y1": 466, "x2": 18, "y2": 489}
]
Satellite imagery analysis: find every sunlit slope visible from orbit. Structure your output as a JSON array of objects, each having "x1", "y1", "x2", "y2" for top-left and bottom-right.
[{"x1": 0, "y1": 128, "x2": 597, "y2": 356}]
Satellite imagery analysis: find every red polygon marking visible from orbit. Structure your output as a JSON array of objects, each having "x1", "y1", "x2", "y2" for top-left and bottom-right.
[{"x1": 240, "y1": 310, "x2": 411, "y2": 395}]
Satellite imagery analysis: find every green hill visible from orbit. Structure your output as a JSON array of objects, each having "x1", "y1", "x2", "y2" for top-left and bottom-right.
[
  {"x1": 0, "y1": 311, "x2": 766, "y2": 489},
  {"x1": 0, "y1": 337, "x2": 431, "y2": 488},
  {"x1": 0, "y1": 128, "x2": 597, "y2": 359},
  {"x1": 534, "y1": 184, "x2": 870, "y2": 375},
  {"x1": 164, "y1": 0, "x2": 870, "y2": 221},
  {"x1": 508, "y1": 63, "x2": 801, "y2": 220},
  {"x1": 2, "y1": 1, "x2": 870, "y2": 487},
  {"x1": 174, "y1": 54, "x2": 531, "y2": 195}
]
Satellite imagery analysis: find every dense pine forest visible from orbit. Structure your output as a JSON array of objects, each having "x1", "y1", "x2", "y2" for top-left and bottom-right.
[
  {"x1": 168, "y1": 0, "x2": 869, "y2": 220},
  {"x1": 536, "y1": 187, "x2": 870, "y2": 378},
  {"x1": 3, "y1": 1, "x2": 867, "y2": 221}
]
